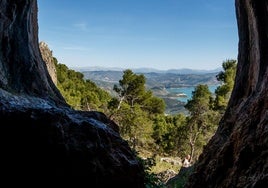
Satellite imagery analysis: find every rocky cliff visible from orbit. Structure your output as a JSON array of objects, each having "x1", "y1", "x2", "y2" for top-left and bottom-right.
[
  {"x1": 186, "y1": 0, "x2": 268, "y2": 187},
  {"x1": 0, "y1": 0, "x2": 145, "y2": 186},
  {"x1": 39, "y1": 41, "x2": 57, "y2": 85}
]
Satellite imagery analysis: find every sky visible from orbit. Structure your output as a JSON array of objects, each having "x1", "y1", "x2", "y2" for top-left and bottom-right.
[{"x1": 37, "y1": 0, "x2": 238, "y2": 70}]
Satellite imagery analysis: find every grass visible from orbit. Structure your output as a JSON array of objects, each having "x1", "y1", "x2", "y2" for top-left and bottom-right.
[{"x1": 151, "y1": 155, "x2": 181, "y2": 174}]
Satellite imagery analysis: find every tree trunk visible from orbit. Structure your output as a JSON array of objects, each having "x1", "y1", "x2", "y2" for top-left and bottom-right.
[
  {"x1": 186, "y1": 0, "x2": 268, "y2": 187},
  {"x1": 189, "y1": 142, "x2": 194, "y2": 163}
]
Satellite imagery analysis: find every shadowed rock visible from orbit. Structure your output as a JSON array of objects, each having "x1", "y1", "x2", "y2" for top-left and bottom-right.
[
  {"x1": 0, "y1": 0, "x2": 145, "y2": 186},
  {"x1": 186, "y1": 1, "x2": 268, "y2": 187}
]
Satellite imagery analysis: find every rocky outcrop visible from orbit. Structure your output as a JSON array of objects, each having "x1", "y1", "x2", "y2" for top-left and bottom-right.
[
  {"x1": 0, "y1": 0, "x2": 145, "y2": 186},
  {"x1": 0, "y1": 0, "x2": 64, "y2": 103},
  {"x1": 186, "y1": 0, "x2": 268, "y2": 187},
  {"x1": 39, "y1": 41, "x2": 57, "y2": 85}
]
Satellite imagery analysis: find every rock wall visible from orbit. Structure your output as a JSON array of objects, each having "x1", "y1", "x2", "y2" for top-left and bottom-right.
[
  {"x1": 0, "y1": 0, "x2": 64, "y2": 103},
  {"x1": 186, "y1": 0, "x2": 268, "y2": 187},
  {"x1": 39, "y1": 41, "x2": 57, "y2": 85},
  {"x1": 0, "y1": 0, "x2": 145, "y2": 186}
]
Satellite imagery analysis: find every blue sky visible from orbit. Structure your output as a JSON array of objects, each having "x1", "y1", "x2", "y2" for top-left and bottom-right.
[{"x1": 37, "y1": 0, "x2": 238, "y2": 70}]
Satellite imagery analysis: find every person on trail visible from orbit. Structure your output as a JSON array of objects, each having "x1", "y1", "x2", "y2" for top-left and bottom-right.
[{"x1": 182, "y1": 154, "x2": 191, "y2": 167}]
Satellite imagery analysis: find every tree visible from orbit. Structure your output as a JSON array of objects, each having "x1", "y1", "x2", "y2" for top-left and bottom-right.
[
  {"x1": 116, "y1": 103, "x2": 154, "y2": 150},
  {"x1": 109, "y1": 69, "x2": 165, "y2": 151},
  {"x1": 152, "y1": 114, "x2": 175, "y2": 154},
  {"x1": 184, "y1": 84, "x2": 218, "y2": 162},
  {"x1": 152, "y1": 113, "x2": 187, "y2": 155},
  {"x1": 214, "y1": 59, "x2": 237, "y2": 112},
  {"x1": 142, "y1": 94, "x2": 166, "y2": 115},
  {"x1": 113, "y1": 69, "x2": 147, "y2": 109},
  {"x1": 54, "y1": 58, "x2": 111, "y2": 112}
]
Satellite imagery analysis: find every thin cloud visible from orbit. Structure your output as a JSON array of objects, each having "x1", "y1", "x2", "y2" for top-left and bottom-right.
[
  {"x1": 73, "y1": 22, "x2": 88, "y2": 31},
  {"x1": 63, "y1": 46, "x2": 91, "y2": 52}
]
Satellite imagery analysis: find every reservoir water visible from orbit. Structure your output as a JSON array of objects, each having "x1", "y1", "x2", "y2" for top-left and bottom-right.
[{"x1": 166, "y1": 85, "x2": 219, "y2": 103}]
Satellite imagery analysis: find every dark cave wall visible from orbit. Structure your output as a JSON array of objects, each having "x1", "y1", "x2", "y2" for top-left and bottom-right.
[
  {"x1": 186, "y1": 0, "x2": 268, "y2": 187},
  {"x1": 0, "y1": 1, "x2": 145, "y2": 187},
  {"x1": 0, "y1": 0, "x2": 65, "y2": 103}
]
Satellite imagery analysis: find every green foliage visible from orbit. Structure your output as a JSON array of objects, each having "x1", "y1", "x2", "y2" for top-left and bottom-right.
[
  {"x1": 52, "y1": 55, "x2": 236, "y2": 186},
  {"x1": 54, "y1": 57, "x2": 111, "y2": 112},
  {"x1": 111, "y1": 69, "x2": 166, "y2": 151},
  {"x1": 136, "y1": 155, "x2": 165, "y2": 188},
  {"x1": 152, "y1": 114, "x2": 175, "y2": 153},
  {"x1": 214, "y1": 59, "x2": 237, "y2": 112},
  {"x1": 172, "y1": 114, "x2": 189, "y2": 156},
  {"x1": 143, "y1": 95, "x2": 166, "y2": 115},
  {"x1": 185, "y1": 84, "x2": 212, "y2": 114},
  {"x1": 150, "y1": 155, "x2": 181, "y2": 174},
  {"x1": 166, "y1": 60, "x2": 237, "y2": 186},
  {"x1": 114, "y1": 69, "x2": 147, "y2": 107},
  {"x1": 152, "y1": 114, "x2": 187, "y2": 155},
  {"x1": 165, "y1": 166, "x2": 195, "y2": 188},
  {"x1": 184, "y1": 84, "x2": 219, "y2": 161},
  {"x1": 112, "y1": 69, "x2": 165, "y2": 114},
  {"x1": 114, "y1": 103, "x2": 154, "y2": 150}
]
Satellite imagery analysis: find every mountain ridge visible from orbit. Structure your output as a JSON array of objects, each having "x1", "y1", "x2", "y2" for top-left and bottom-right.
[
  {"x1": 72, "y1": 66, "x2": 222, "y2": 74},
  {"x1": 80, "y1": 70, "x2": 220, "y2": 115}
]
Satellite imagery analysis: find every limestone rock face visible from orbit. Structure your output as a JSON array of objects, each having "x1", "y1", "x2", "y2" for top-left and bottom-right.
[
  {"x1": 39, "y1": 41, "x2": 57, "y2": 85},
  {"x1": 0, "y1": 0, "x2": 145, "y2": 187},
  {"x1": 186, "y1": 1, "x2": 268, "y2": 187}
]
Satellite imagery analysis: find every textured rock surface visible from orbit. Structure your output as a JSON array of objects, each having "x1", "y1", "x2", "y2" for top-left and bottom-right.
[
  {"x1": 0, "y1": 0, "x2": 145, "y2": 186},
  {"x1": 0, "y1": 0, "x2": 64, "y2": 103},
  {"x1": 39, "y1": 41, "x2": 57, "y2": 84},
  {"x1": 186, "y1": 0, "x2": 268, "y2": 187}
]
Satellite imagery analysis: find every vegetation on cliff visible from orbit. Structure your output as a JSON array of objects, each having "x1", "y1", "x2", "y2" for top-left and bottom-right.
[{"x1": 46, "y1": 44, "x2": 236, "y2": 186}]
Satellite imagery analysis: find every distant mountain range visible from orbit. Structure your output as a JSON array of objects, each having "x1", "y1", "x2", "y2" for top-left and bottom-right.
[
  {"x1": 74, "y1": 66, "x2": 222, "y2": 115},
  {"x1": 72, "y1": 66, "x2": 222, "y2": 75}
]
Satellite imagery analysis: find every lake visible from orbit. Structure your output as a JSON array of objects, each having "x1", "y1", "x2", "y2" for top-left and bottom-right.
[{"x1": 166, "y1": 85, "x2": 219, "y2": 103}]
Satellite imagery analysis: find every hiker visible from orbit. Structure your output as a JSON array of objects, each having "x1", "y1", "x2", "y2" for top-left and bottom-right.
[{"x1": 182, "y1": 154, "x2": 191, "y2": 167}]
